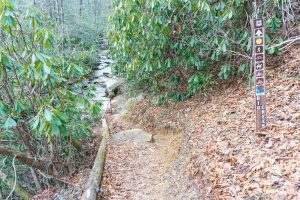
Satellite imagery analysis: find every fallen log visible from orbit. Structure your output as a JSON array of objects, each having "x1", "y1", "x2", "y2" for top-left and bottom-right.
[
  {"x1": 0, "y1": 170, "x2": 32, "y2": 199},
  {"x1": 81, "y1": 118, "x2": 110, "y2": 200}
]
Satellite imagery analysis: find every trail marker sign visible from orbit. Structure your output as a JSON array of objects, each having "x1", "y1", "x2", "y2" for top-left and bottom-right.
[{"x1": 253, "y1": 18, "x2": 267, "y2": 130}]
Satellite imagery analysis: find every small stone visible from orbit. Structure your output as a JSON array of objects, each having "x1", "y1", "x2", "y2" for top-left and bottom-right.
[{"x1": 265, "y1": 139, "x2": 273, "y2": 148}]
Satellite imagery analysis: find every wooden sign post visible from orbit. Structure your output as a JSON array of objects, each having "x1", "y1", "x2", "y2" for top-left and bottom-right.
[{"x1": 253, "y1": 18, "x2": 267, "y2": 130}]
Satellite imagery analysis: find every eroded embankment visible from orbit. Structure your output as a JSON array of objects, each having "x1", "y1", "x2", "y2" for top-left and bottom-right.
[{"x1": 102, "y1": 48, "x2": 300, "y2": 199}]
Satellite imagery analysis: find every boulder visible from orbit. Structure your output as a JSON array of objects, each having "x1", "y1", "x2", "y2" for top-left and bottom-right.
[{"x1": 112, "y1": 129, "x2": 153, "y2": 143}]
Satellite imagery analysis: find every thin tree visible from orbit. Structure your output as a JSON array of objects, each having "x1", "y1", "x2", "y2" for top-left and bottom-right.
[{"x1": 79, "y1": 0, "x2": 83, "y2": 18}]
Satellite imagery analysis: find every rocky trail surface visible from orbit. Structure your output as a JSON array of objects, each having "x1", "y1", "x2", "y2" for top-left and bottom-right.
[
  {"x1": 101, "y1": 95, "x2": 183, "y2": 200},
  {"x1": 101, "y1": 47, "x2": 300, "y2": 199}
]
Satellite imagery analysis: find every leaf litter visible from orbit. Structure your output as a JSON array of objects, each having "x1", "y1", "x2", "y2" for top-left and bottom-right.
[{"x1": 102, "y1": 47, "x2": 300, "y2": 199}]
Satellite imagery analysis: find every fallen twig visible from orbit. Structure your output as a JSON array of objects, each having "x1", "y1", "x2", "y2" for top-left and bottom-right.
[
  {"x1": 268, "y1": 35, "x2": 300, "y2": 50},
  {"x1": 5, "y1": 156, "x2": 17, "y2": 200},
  {"x1": 0, "y1": 159, "x2": 31, "y2": 200}
]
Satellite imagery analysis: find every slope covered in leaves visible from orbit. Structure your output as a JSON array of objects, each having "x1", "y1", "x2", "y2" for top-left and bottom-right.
[{"x1": 127, "y1": 47, "x2": 300, "y2": 199}]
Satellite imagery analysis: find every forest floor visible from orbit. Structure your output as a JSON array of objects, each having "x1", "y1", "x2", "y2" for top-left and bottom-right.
[
  {"x1": 101, "y1": 122, "x2": 182, "y2": 199},
  {"x1": 33, "y1": 46, "x2": 300, "y2": 199},
  {"x1": 101, "y1": 46, "x2": 300, "y2": 199}
]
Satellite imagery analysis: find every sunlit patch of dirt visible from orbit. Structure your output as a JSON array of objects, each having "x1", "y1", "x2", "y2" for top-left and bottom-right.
[{"x1": 102, "y1": 124, "x2": 182, "y2": 200}]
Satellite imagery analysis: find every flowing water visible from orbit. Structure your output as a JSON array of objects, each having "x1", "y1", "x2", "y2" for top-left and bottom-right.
[{"x1": 83, "y1": 55, "x2": 123, "y2": 112}]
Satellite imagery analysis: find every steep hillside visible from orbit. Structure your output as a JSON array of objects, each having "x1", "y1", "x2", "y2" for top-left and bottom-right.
[{"x1": 111, "y1": 46, "x2": 300, "y2": 199}]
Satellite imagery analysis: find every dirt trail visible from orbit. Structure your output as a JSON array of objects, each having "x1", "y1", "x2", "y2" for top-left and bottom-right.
[
  {"x1": 101, "y1": 46, "x2": 300, "y2": 199},
  {"x1": 102, "y1": 125, "x2": 182, "y2": 200}
]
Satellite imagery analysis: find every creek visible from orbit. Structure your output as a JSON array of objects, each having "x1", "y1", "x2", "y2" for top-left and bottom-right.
[{"x1": 83, "y1": 55, "x2": 123, "y2": 112}]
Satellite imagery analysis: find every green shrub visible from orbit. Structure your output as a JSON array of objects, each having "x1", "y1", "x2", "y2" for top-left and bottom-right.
[
  {"x1": 0, "y1": 1, "x2": 102, "y2": 194},
  {"x1": 109, "y1": 0, "x2": 287, "y2": 100}
]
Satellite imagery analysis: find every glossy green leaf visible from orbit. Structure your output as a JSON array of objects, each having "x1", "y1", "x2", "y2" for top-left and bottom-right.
[
  {"x1": 44, "y1": 109, "x2": 52, "y2": 121},
  {"x1": 4, "y1": 117, "x2": 17, "y2": 129}
]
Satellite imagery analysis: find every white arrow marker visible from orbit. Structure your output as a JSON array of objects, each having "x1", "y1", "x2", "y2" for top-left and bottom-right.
[
  {"x1": 255, "y1": 29, "x2": 263, "y2": 37},
  {"x1": 256, "y1": 63, "x2": 263, "y2": 69}
]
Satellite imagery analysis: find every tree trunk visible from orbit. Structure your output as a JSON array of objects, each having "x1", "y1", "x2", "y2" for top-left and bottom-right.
[
  {"x1": 94, "y1": 0, "x2": 98, "y2": 29},
  {"x1": 60, "y1": 0, "x2": 65, "y2": 24},
  {"x1": 0, "y1": 170, "x2": 32, "y2": 200},
  {"x1": 79, "y1": 0, "x2": 83, "y2": 18},
  {"x1": 14, "y1": 126, "x2": 43, "y2": 191},
  {"x1": 0, "y1": 189, "x2": 3, "y2": 200},
  {"x1": 70, "y1": 136, "x2": 83, "y2": 151},
  {"x1": 16, "y1": 125, "x2": 36, "y2": 155},
  {"x1": 0, "y1": 146, "x2": 54, "y2": 175},
  {"x1": 81, "y1": 118, "x2": 110, "y2": 200},
  {"x1": 48, "y1": 0, "x2": 53, "y2": 18},
  {"x1": 30, "y1": 167, "x2": 42, "y2": 191},
  {"x1": 55, "y1": 0, "x2": 60, "y2": 23}
]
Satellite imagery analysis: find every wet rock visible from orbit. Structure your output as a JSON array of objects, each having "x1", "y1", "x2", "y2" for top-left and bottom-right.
[
  {"x1": 93, "y1": 81, "x2": 106, "y2": 86},
  {"x1": 103, "y1": 72, "x2": 113, "y2": 78},
  {"x1": 106, "y1": 80, "x2": 123, "y2": 94},
  {"x1": 110, "y1": 94, "x2": 144, "y2": 117},
  {"x1": 82, "y1": 79, "x2": 89, "y2": 85},
  {"x1": 82, "y1": 55, "x2": 123, "y2": 112}
]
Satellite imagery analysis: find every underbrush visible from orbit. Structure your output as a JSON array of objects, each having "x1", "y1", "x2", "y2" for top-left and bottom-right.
[
  {"x1": 0, "y1": 1, "x2": 103, "y2": 198},
  {"x1": 109, "y1": 0, "x2": 300, "y2": 101}
]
